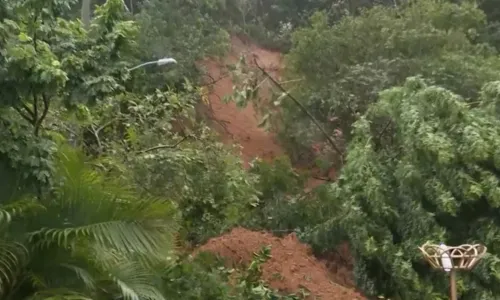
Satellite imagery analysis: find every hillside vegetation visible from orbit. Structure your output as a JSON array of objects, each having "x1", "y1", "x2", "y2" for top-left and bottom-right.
[{"x1": 1, "y1": 0, "x2": 500, "y2": 299}]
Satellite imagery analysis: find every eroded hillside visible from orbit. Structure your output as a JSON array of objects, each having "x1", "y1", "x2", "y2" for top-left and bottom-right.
[
  {"x1": 201, "y1": 36, "x2": 283, "y2": 168},
  {"x1": 198, "y1": 36, "x2": 360, "y2": 299}
]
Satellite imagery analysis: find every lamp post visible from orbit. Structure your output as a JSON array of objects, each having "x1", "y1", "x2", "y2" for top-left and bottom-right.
[
  {"x1": 419, "y1": 242, "x2": 487, "y2": 300},
  {"x1": 128, "y1": 58, "x2": 177, "y2": 72}
]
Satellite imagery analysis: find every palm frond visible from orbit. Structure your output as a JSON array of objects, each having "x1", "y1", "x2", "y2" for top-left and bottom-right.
[
  {"x1": 24, "y1": 145, "x2": 179, "y2": 254},
  {"x1": 13, "y1": 145, "x2": 178, "y2": 299},
  {"x1": 0, "y1": 198, "x2": 46, "y2": 227},
  {"x1": 59, "y1": 263, "x2": 96, "y2": 291},
  {"x1": 22, "y1": 246, "x2": 101, "y2": 296},
  {"x1": 25, "y1": 271, "x2": 48, "y2": 290},
  {"x1": 26, "y1": 288, "x2": 93, "y2": 300},
  {"x1": 28, "y1": 219, "x2": 176, "y2": 257},
  {"x1": 105, "y1": 259, "x2": 166, "y2": 300},
  {"x1": 0, "y1": 240, "x2": 29, "y2": 296},
  {"x1": 0, "y1": 209, "x2": 12, "y2": 227}
]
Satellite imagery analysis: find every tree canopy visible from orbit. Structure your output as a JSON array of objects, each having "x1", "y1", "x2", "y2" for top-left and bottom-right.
[
  {"x1": 278, "y1": 0, "x2": 499, "y2": 170},
  {"x1": 309, "y1": 77, "x2": 500, "y2": 299}
]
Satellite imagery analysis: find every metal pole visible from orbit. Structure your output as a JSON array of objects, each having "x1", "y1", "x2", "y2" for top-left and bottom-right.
[
  {"x1": 450, "y1": 270, "x2": 457, "y2": 300},
  {"x1": 419, "y1": 243, "x2": 487, "y2": 300},
  {"x1": 127, "y1": 61, "x2": 157, "y2": 71}
]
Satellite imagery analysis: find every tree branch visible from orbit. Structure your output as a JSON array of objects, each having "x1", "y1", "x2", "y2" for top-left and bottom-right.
[
  {"x1": 278, "y1": 78, "x2": 304, "y2": 85},
  {"x1": 34, "y1": 94, "x2": 49, "y2": 136},
  {"x1": 13, "y1": 106, "x2": 34, "y2": 124},
  {"x1": 96, "y1": 118, "x2": 118, "y2": 133},
  {"x1": 252, "y1": 56, "x2": 344, "y2": 160},
  {"x1": 85, "y1": 118, "x2": 120, "y2": 154},
  {"x1": 201, "y1": 72, "x2": 230, "y2": 87},
  {"x1": 377, "y1": 120, "x2": 392, "y2": 141},
  {"x1": 89, "y1": 124, "x2": 103, "y2": 153},
  {"x1": 137, "y1": 136, "x2": 189, "y2": 154},
  {"x1": 21, "y1": 103, "x2": 35, "y2": 120},
  {"x1": 33, "y1": 93, "x2": 38, "y2": 123},
  {"x1": 311, "y1": 175, "x2": 333, "y2": 182}
]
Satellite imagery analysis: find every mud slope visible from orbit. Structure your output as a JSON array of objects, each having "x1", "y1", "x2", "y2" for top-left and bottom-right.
[
  {"x1": 199, "y1": 38, "x2": 360, "y2": 297},
  {"x1": 202, "y1": 36, "x2": 331, "y2": 190},
  {"x1": 198, "y1": 228, "x2": 365, "y2": 299},
  {"x1": 203, "y1": 36, "x2": 284, "y2": 168}
]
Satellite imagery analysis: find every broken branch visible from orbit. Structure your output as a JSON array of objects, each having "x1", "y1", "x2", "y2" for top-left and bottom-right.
[
  {"x1": 253, "y1": 56, "x2": 344, "y2": 160},
  {"x1": 138, "y1": 136, "x2": 189, "y2": 154}
]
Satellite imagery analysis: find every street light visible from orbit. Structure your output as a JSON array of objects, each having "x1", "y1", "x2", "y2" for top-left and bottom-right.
[
  {"x1": 128, "y1": 58, "x2": 177, "y2": 72},
  {"x1": 419, "y1": 242, "x2": 487, "y2": 300}
]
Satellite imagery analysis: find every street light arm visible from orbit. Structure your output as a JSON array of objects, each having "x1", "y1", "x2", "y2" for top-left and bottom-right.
[
  {"x1": 127, "y1": 61, "x2": 157, "y2": 71},
  {"x1": 127, "y1": 58, "x2": 177, "y2": 72}
]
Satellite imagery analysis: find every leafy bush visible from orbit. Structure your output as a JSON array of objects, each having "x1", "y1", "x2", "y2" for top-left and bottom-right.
[
  {"x1": 58, "y1": 83, "x2": 261, "y2": 245},
  {"x1": 242, "y1": 157, "x2": 337, "y2": 238},
  {"x1": 161, "y1": 252, "x2": 235, "y2": 299},
  {"x1": 161, "y1": 248, "x2": 303, "y2": 300}
]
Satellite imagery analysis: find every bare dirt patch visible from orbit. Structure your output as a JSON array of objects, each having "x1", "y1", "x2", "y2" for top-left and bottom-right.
[
  {"x1": 201, "y1": 35, "x2": 337, "y2": 184},
  {"x1": 202, "y1": 36, "x2": 284, "y2": 168},
  {"x1": 197, "y1": 227, "x2": 364, "y2": 299}
]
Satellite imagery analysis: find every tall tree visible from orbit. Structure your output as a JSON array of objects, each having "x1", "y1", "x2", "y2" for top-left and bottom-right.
[
  {"x1": 309, "y1": 77, "x2": 500, "y2": 299},
  {"x1": 0, "y1": 0, "x2": 135, "y2": 191},
  {"x1": 278, "y1": 0, "x2": 498, "y2": 170}
]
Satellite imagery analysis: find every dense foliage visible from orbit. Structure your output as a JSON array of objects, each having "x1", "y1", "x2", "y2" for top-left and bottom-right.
[
  {"x1": 3, "y1": 0, "x2": 500, "y2": 299},
  {"x1": 0, "y1": 0, "x2": 299, "y2": 298},
  {"x1": 279, "y1": 0, "x2": 499, "y2": 171},
  {"x1": 309, "y1": 77, "x2": 500, "y2": 299},
  {"x1": 225, "y1": 0, "x2": 500, "y2": 298}
]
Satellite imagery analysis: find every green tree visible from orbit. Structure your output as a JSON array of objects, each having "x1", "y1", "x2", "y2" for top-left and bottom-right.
[
  {"x1": 0, "y1": 0, "x2": 134, "y2": 121},
  {"x1": 309, "y1": 77, "x2": 500, "y2": 299},
  {"x1": 132, "y1": 0, "x2": 230, "y2": 92},
  {"x1": 54, "y1": 82, "x2": 260, "y2": 244},
  {"x1": 0, "y1": 0, "x2": 138, "y2": 194},
  {"x1": 0, "y1": 1, "x2": 183, "y2": 299},
  {"x1": 279, "y1": 0, "x2": 498, "y2": 170}
]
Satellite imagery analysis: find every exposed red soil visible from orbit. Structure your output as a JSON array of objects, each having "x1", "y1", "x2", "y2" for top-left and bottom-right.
[
  {"x1": 197, "y1": 227, "x2": 364, "y2": 299},
  {"x1": 202, "y1": 35, "x2": 284, "y2": 168},
  {"x1": 201, "y1": 35, "x2": 337, "y2": 185}
]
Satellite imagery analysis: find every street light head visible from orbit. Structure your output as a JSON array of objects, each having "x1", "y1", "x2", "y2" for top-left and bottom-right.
[
  {"x1": 438, "y1": 243, "x2": 453, "y2": 272},
  {"x1": 419, "y1": 242, "x2": 487, "y2": 271},
  {"x1": 157, "y1": 58, "x2": 177, "y2": 66}
]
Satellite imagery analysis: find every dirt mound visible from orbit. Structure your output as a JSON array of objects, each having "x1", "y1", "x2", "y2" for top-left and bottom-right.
[
  {"x1": 197, "y1": 227, "x2": 364, "y2": 299},
  {"x1": 202, "y1": 36, "x2": 284, "y2": 168}
]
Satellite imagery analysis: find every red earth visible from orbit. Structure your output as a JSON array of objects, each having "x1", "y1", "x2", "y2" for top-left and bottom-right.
[
  {"x1": 199, "y1": 36, "x2": 359, "y2": 298},
  {"x1": 201, "y1": 35, "x2": 284, "y2": 168},
  {"x1": 202, "y1": 35, "x2": 333, "y2": 187},
  {"x1": 197, "y1": 228, "x2": 364, "y2": 299}
]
